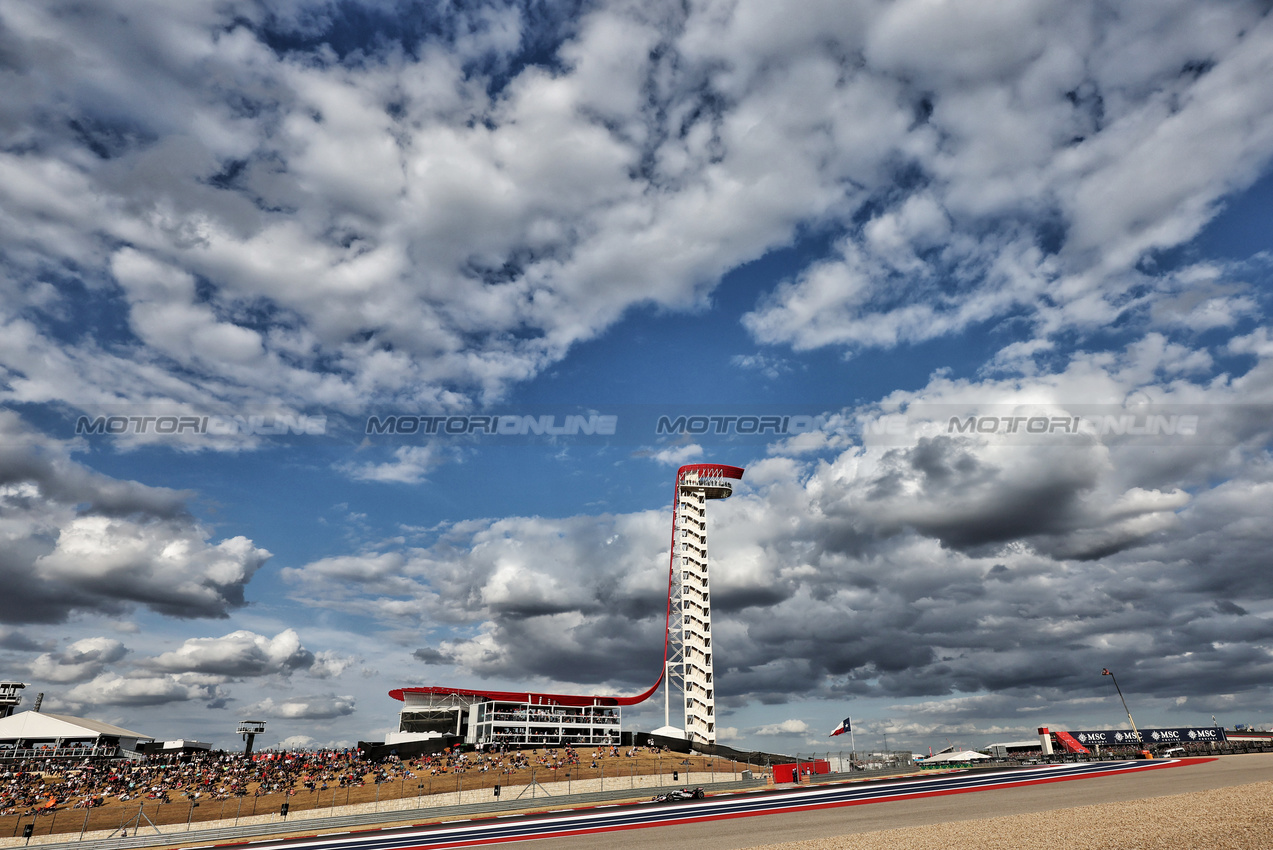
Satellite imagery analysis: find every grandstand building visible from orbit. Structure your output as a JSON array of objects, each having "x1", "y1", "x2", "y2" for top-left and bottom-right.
[{"x1": 389, "y1": 464, "x2": 744, "y2": 749}]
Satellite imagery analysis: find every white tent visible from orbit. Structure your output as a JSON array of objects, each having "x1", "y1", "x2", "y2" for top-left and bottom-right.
[
  {"x1": 0, "y1": 710, "x2": 153, "y2": 756},
  {"x1": 917, "y1": 749, "x2": 991, "y2": 763}
]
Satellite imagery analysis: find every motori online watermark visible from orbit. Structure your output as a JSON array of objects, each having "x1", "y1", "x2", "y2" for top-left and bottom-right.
[
  {"x1": 75, "y1": 413, "x2": 328, "y2": 437},
  {"x1": 651, "y1": 408, "x2": 1210, "y2": 443},
  {"x1": 71, "y1": 411, "x2": 621, "y2": 440},
  {"x1": 945, "y1": 413, "x2": 1199, "y2": 437},
  {"x1": 365, "y1": 413, "x2": 617, "y2": 436},
  {"x1": 68, "y1": 405, "x2": 1218, "y2": 444},
  {"x1": 655, "y1": 414, "x2": 833, "y2": 436}
]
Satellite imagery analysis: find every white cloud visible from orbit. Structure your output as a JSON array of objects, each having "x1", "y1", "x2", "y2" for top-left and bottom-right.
[
  {"x1": 309, "y1": 650, "x2": 358, "y2": 680},
  {"x1": 64, "y1": 673, "x2": 206, "y2": 708},
  {"x1": 146, "y1": 629, "x2": 315, "y2": 679},
  {"x1": 339, "y1": 445, "x2": 444, "y2": 484},
  {"x1": 648, "y1": 444, "x2": 703, "y2": 467},
  {"x1": 248, "y1": 694, "x2": 356, "y2": 720},
  {"x1": 730, "y1": 354, "x2": 793, "y2": 380},
  {"x1": 754, "y1": 719, "x2": 809, "y2": 736},
  {"x1": 3, "y1": 2, "x2": 1263, "y2": 414},
  {"x1": 36, "y1": 518, "x2": 270, "y2": 618},
  {"x1": 276, "y1": 734, "x2": 318, "y2": 750},
  {"x1": 28, "y1": 638, "x2": 128, "y2": 684},
  {"x1": 742, "y1": 2, "x2": 1273, "y2": 355}
]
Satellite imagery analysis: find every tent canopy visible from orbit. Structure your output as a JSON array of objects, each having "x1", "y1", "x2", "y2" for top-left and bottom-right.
[
  {"x1": 918, "y1": 749, "x2": 990, "y2": 763},
  {"x1": 0, "y1": 710, "x2": 152, "y2": 744}
]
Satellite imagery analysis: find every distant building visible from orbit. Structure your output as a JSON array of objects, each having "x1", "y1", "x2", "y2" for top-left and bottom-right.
[
  {"x1": 985, "y1": 740, "x2": 1043, "y2": 759},
  {"x1": 387, "y1": 686, "x2": 624, "y2": 748},
  {"x1": 138, "y1": 739, "x2": 213, "y2": 756}
]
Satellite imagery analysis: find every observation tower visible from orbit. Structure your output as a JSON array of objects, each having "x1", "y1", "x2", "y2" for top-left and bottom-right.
[
  {"x1": 657, "y1": 464, "x2": 744, "y2": 745},
  {"x1": 388, "y1": 463, "x2": 743, "y2": 749}
]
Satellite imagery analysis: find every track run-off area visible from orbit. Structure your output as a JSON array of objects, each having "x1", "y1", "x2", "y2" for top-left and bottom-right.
[{"x1": 206, "y1": 758, "x2": 1213, "y2": 850}]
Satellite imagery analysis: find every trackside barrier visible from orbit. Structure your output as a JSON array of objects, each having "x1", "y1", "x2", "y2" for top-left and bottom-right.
[{"x1": 3, "y1": 776, "x2": 766, "y2": 850}]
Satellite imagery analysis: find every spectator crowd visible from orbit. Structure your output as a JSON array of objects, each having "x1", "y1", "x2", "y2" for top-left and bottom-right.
[{"x1": 1, "y1": 743, "x2": 674, "y2": 818}]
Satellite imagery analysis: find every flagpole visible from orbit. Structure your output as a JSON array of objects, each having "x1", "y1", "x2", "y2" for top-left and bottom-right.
[{"x1": 849, "y1": 725, "x2": 856, "y2": 766}]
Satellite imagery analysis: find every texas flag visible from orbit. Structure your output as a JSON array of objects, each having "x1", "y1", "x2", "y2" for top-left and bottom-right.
[{"x1": 829, "y1": 716, "x2": 851, "y2": 737}]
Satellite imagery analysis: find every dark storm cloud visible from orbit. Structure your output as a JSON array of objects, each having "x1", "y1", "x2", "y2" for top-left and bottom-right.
[
  {"x1": 0, "y1": 628, "x2": 51, "y2": 652},
  {"x1": 445, "y1": 611, "x2": 668, "y2": 688},
  {"x1": 837, "y1": 436, "x2": 1114, "y2": 555},
  {"x1": 411, "y1": 647, "x2": 449, "y2": 664},
  {"x1": 0, "y1": 427, "x2": 191, "y2": 519}
]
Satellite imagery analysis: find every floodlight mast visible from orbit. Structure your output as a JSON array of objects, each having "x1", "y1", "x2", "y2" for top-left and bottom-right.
[{"x1": 663, "y1": 464, "x2": 744, "y2": 745}]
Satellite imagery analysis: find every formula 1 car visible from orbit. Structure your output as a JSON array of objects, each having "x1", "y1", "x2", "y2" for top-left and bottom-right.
[{"x1": 651, "y1": 787, "x2": 706, "y2": 802}]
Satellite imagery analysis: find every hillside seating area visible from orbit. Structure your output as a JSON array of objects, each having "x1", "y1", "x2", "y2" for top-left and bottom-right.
[{"x1": 1, "y1": 744, "x2": 757, "y2": 839}]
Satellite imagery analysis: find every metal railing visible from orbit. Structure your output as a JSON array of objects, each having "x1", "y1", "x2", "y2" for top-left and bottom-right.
[{"x1": 0, "y1": 746, "x2": 119, "y2": 761}]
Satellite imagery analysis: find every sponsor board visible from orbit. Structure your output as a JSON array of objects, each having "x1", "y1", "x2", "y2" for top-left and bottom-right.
[{"x1": 1068, "y1": 727, "x2": 1227, "y2": 747}]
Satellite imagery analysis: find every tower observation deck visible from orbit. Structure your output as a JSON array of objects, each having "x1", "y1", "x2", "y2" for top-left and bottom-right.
[{"x1": 389, "y1": 463, "x2": 744, "y2": 748}]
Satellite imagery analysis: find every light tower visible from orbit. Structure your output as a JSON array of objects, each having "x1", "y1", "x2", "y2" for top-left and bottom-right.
[{"x1": 659, "y1": 464, "x2": 744, "y2": 745}]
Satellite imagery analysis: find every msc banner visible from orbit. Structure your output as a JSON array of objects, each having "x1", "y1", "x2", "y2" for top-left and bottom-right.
[{"x1": 1068, "y1": 727, "x2": 1227, "y2": 747}]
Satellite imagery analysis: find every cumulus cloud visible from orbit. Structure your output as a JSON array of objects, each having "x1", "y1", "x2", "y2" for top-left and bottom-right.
[
  {"x1": 648, "y1": 444, "x2": 703, "y2": 467},
  {"x1": 730, "y1": 354, "x2": 793, "y2": 380},
  {"x1": 63, "y1": 673, "x2": 209, "y2": 708},
  {"x1": 28, "y1": 638, "x2": 128, "y2": 684},
  {"x1": 309, "y1": 650, "x2": 359, "y2": 680},
  {"x1": 0, "y1": 1, "x2": 1265, "y2": 416},
  {"x1": 146, "y1": 629, "x2": 316, "y2": 680},
  {"x1": 248, "y1": 694, "x2": 357, "y2": 720},
  {"x1": 277, "y1": 735, "x2": 318, "y2": 750},
  {"x1": 285, "y1": 509, "x2": 674, "y2": 689},
  {"x1": 735, "y1": 2, "x2": 1273, "y2": 353},
  {"x1": 0, "y1": 410, "x2": 271, "y2": 622},
  {"x1": 339, "y1": 445, "x2": 445, "y2": 484},
  {"x1": 754, "y1": 719, "x2": 809, "y2": 736}
]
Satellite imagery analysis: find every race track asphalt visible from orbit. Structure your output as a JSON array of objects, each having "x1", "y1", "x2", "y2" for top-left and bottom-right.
[{"x1": 514, "y1": 753, "x2": 1273, "y2": 850}]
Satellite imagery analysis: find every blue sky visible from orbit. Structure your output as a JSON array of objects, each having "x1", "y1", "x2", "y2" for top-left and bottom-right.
[{"x1": 2, "y1": 0, "x2": 1273, "y2": 755}]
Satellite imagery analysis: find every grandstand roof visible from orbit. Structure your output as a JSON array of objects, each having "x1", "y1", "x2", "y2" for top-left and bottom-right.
[
  {"x1": 0, "y1": 710, "x2": 152, "y2": 742},
  {"x1": 390, "y1": 680, "x2": 661, "y2": 707}
]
